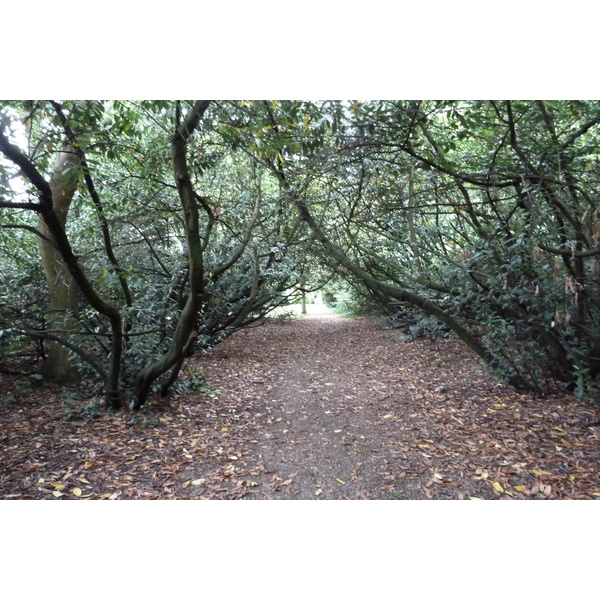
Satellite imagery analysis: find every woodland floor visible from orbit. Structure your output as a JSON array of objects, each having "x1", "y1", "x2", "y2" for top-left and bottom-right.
[{"x1": 2, "y1": 310, "x2": 600, "y2": 500}]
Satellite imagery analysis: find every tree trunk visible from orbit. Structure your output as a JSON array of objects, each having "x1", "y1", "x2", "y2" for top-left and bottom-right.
[
  {"x1": 131, "y1": 101, "x2": 210, "y2": 409},
  {"x1": 37, "y1": 146, "x2": 81, "y2": 381},
  {"x1": 407, "y1": 161, "x2": 423, "y2": 272},
  {"x1": 1, "y1": 122, "x2": 123, "y2": 401}
]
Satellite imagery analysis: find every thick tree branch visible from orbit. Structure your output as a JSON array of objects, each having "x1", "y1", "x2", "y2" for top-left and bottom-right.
[{"x1": 131, "y1": 101, "x2": 211, "y2": 409}]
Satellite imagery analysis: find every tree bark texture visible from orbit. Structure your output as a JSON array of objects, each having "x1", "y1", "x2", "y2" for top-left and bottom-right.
[{"x1": 37, "y1": 146, "x2": 81, "y2": 381}]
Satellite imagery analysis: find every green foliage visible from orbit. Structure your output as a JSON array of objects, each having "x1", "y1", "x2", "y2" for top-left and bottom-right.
[
  {"x1": 3, "y1": 99, "x2": 600, "y2": 406},
  {"x1": 322, "y1": 281, "x2": 384, "y2": 317},
  {"x1": 244, "y1": 100, "x2": 600, "y2": 399},
  {"x1": 0, "y1": 101, "x2": 315, "y2": 408}
]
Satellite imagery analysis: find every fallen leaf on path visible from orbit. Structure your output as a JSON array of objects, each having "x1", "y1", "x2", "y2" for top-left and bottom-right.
[
  {"x1": 422, "y1": 486, "x2": 434, "y2": 499},
  {"x1": 492, "y1": 481, "x2": 504, "y2": 493}
]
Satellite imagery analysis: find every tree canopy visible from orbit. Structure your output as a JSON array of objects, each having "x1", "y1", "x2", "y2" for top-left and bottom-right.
[{"x1": 2, "y1": 100, "x2": 600, "y2": 408}]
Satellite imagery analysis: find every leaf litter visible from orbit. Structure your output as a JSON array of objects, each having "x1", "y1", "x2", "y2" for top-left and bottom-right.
[{"x1": 2, "y1": 313, "x2": 600, "y2": 500}]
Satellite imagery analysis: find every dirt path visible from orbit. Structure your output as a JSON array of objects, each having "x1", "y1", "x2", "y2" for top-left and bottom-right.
[
  {"x1": 194, "y1": 313, "x2": 600, "y2": 500},
  {"x1": 2, "y1": 312, "x2": 600, "y2": 500},
  {"x1": 198, "y1": 313, "x2": 483, "y2": 499},
  {"x1": 234, "y1": 313, "x2": 420, "y2": 499}
]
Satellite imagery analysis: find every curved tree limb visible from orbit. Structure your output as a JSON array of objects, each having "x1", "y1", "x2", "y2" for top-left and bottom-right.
[{"x1": 131, "y1": 101, "x2": 211, "y2": 409}]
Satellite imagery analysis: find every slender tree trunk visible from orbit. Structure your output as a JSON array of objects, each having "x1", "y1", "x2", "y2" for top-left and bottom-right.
[
  {"x1": 37, "y1": 146, "x2": 81, "y2": 381},
  {"x1": 131, "y1": 101, "x2": 210, "y2": 409},
  {"x1": 407, "y1": 161, "x2": 423, "y2": 272}
]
